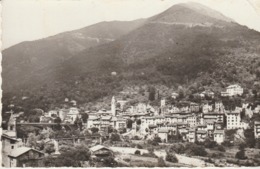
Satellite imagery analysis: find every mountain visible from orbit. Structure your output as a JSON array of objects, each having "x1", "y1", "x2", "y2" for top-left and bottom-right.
[
  {"x1": 2, "y1": 19, "x2": 146, "y2": 90},
  {"x1": 2, "y1": 2, "x2": 260, "y2": 112}
]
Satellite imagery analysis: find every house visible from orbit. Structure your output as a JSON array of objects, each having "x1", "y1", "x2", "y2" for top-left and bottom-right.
[
  {"x1": 186, "y1": 114, "x2": 197, "y2": 127},
  {"x1": 58, "y1": 108, "x2": 69, "y2": 121},
  {"x1": 157, "y1": 128, "x2": 170, "y2": 142},
  {"x1": 190, "y1": 103, "x2": 200, "y2": 112},
  {"x1": 40, "y1": 116, "x2": 54, "y2": 123},
  {"x1": 254, "y1": 121, "x2": 260, "y2": 139},
  {"x1": 226, "y1": 84, "x2": 243, "y2": 96},
  {"x1": 197, "y1": 124, "x2": 207, "y2": 131},
  {"x1": 2, "y1": 132, "x2": 24, "y2": 167},
  {"x1": 202, "y1": 103, "x2": 213, "y2": 113},
  {"x1": 200, "y1": 90, "x2": 214, "y2": 98},
  {"x1": 196, "y1": 130, "x2": 207, "y2": 142},
  {"x1": 214, "y1": 130, "x2": 225, "y2": 144},
  {"x1": 215, "y1": 102, "x2": 225, "y2": 113},
  {"x1": 171, "y1": 92, "x2": 179, "y2": 99},
  {"x1": 115, "y1": 117, "x2": 127, "y2": 130},
  {"x1": 87, "y1": 116, "x2": 100, "y2": 129},
  {"x1": 188, "y1": 128, "x2": 196, "y2": 143},
  {"x1": 226, "y1": 111, "x2": 248, "y2": 130},
  {"x1": 64, "y1": 107, "x2": 80, "y2": 123},
  {"x1": 8, "y1": 147, "x2": 44, "y2": 167},
  {"x1": 221, "y1": 91, "x2": 229, "y2": 97},
  {"x1": 90, "y1": 145, "x2": 113, "y2": 159}
]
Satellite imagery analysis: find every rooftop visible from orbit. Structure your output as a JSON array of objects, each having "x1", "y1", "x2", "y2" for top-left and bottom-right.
[
  {"x1": 158, "y1": 128, "x2": 169, "y2": 133},
  {"x1": 90, "y1": 145, "x2": 110, "y2": 152},
  {"x1": 8, "y1": 147, "x2": 43, "y2": 158},
  {"x1": 214, "y1": 130, "x2": 224, "y2": 134}
]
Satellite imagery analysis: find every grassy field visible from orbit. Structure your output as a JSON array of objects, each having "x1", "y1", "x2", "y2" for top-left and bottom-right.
[{"x1": 118, "y1": 154, "x2": 192, "y2": 167}]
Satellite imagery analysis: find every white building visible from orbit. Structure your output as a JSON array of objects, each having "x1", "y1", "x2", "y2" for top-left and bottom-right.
[
  {"x1": 64, "y1": 107, "x2": 80, "y2": 123},
  {"x1": 254, "y1": 121, "x2": 260, "y2": 139},
  {"x1": 158, "y1": 128, "x2": 170, "y2": 143},
  {"x1": 226, "y1": 84, "x2": 243, "y2": 96},
  {"x1": 214, "y1": 130, "x2": 225, "y2": 144},
  {"x1": 111, "y1": 96, "x2": 116, "y2": 116},
  {"x1": 226, "y1": 111, "x2": 248, "y2": 130}
]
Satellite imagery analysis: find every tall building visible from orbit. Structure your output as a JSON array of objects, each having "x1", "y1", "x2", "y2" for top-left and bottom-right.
[{"x1": 111, "y1": 96, "x2": 116, "y2": 116}]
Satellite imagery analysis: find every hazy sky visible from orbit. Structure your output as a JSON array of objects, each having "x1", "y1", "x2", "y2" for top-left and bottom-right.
[{"x1": 2, "y1": 0, "x2": 260, "y2": 49}]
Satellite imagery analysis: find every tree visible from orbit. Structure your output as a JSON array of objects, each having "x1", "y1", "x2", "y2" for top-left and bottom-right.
[
  {"x1": 44, "y1": 143, "x2": 55, "y2": 155},
  {"x1": 54, "y1": 117, "x2": 61, "y2": 124},
  {"x1": 91, "y1": 127, "x2": 99, "y2": 134},
  {"x1": 235, "y1": 150, "x2": 247, "y2": 160},
  {"x1": 27, "y1": 133, "x2": 37, "y2": 148},
  {"x1": 169, "y1": 144, "x2": 185, "y2": 154},
  {"x1": 157, "y1": 157, "x2": 167, "y2": 167},
  {"x1": 110, "y1": 133, "x2": 121, "y2": 142},
  {"x1": 126, "y1": 119, "x2": 133, "y2": 129},
  {"x1": 166, "y1": 152, "x2": 178, "y2": 163},
  {"x1": 239, "y1": 143, "x2": 246, "y2": 151},
  {"x1": 135, "y1": 150, "x2": 141, "y2": 155},
  {"x1": 81, "y1": 113, "x2": 89, "y2": 123},
  {"x1": 217, "y1": 145, "x2": 226, "y2": 152},
  {"x1": 136, "y1": 119, "x2": 141, "y2": 125},
  {"x1": 148, "y1": 86, "x2": 156, "y2": 101},
  {"x1": 153, "y1": 136, "x2": 162, "y2": 143}
]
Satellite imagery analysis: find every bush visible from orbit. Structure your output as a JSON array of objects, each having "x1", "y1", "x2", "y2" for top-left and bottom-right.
[
  {"x1": 132, "y1": 135, "x2": 141, "y2": 140},
  {"x1": 185, "y1": 143, "x2": 208, "y2": 157},
  {"x1": 235, "y1": 150, "x2": 247, "y2": 160},
  {"x1": 204, "y1": 139, "x2": 217, "y2": 148},
  {"x1": 169, "y1": 144, "x2": 185, "y2": 154},
  {"x1": 135, "y1": 150, "x2": 141, "y2": 155},
  {"x1": 217, "y1": 145, "x2": 226, "y2": 152},
  {"x1": 157, "y1": 157, "x2": 167, "y2": 167},
  {"x1": 166, "y1": 153, "x2": 178, "y2": 163},
  {"x1": 147, "y1": 139, "x2": 159, "y2": 146},
  {"x1": 136, "y1": 144, "x2": 143, "y2": 149},
  {"x1": 221, "y1": 140, "x2": 233, "y2": 147}
]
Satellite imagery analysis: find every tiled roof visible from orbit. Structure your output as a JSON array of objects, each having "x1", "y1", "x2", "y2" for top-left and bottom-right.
[
  {"x1": 101, "y1": 116, "x2": 112, "y2": 120},
  {"x1": 196, "y1": 130, "x2": 207, "y2": 134},
  {"x1": 8, "y1": 147, "x2": 43, "y2": 158},
  {"x1": 214, "y1": 130, "x2": 224, "y2": 134},
  {"x1": 158, "y1": 128, "x2": 169, "y2": 133},
  {"x1": 148, "y1": 124, "x2": 157, "y2": 128},
  {"x1": 90, "y1": 145, "x2": 110, "y2": 152}
]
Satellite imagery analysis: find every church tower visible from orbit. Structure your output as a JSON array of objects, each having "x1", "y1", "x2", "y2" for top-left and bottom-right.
[
  {"x1": 111, "y1": 96, "x2": 116, "y2": 116},
  {"x1": 7, "y1": 110, "x2": 17, "y2": 137}
]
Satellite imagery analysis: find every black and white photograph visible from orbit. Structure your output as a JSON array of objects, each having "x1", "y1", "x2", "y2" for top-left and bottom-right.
[{"x1": 1, "y1": 0, "x2": 260, "y2": 167}]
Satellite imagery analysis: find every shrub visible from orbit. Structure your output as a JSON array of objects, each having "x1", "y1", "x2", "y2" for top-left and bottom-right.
[
  {"x1": 235, "y1": 150, "x2": 247, "y2": 160},
  {"x1": 166, "y1": 153, "x2": 178, "y2": 163},
  {"x1": 204, "y1": 139, "x2": 217, "y2": 148},
  {"x1": 217, "y1": 145, "x2": 226, "y2": 152},
  {"x1": 169, "y1": 144, "x2": 185, "y2": 154},
  {"x1": 135, "y1": 150, "x2": 141, "y2": 155},
  {"x1": 221, "y1": 140, "x2": 233, "y2": 147},
  {"x1": 157, "y1": 157, "x2": 167, "y2": 167},
  {"x1": 136, "y1": 144, "x2": 143, "y2": 149},
  {"x1": 185, "y1": 143, "x2": 208, "y2": 157}
]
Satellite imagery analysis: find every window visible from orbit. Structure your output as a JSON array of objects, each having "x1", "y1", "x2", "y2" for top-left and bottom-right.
[{"x1": 11, "y1": 146, "x2": 14, "y2": 149}]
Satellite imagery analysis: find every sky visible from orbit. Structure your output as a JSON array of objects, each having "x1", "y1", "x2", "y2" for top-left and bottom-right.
[{"x1": 2, "y1": 0, "x2": 260, "y2": 49}]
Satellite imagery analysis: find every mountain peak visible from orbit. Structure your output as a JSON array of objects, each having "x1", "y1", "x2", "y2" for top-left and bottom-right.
[
  {"x1": 180, "y1": 2, "x2": 234, "y2": 22},
  {"x1": 150, "y1": 2, "x2": 233, "y2": 24}
]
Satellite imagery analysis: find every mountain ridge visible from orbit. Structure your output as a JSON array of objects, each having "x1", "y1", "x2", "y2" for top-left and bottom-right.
[{"x1": 2, "y1": 2, "x2": 260, "y2": 112}]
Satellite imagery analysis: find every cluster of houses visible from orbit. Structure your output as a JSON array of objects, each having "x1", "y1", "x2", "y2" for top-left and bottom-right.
[{"x1": 35, "y1": 84, "x2": 259, "y2": 146}]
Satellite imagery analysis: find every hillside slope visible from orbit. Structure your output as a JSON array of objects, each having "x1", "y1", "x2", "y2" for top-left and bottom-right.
[{"x1": 2, "y1": 2, "x2": 260, "y2": 112}]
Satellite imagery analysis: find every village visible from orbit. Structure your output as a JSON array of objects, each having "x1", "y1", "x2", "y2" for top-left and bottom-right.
[{"x1": 2, "y1": 84, "x2": 260, "y2": 167}]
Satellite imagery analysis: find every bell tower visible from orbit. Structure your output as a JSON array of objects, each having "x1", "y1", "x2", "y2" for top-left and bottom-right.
[{"x1": 111, "y1": 96, "x2": 116, "y2": 116}]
